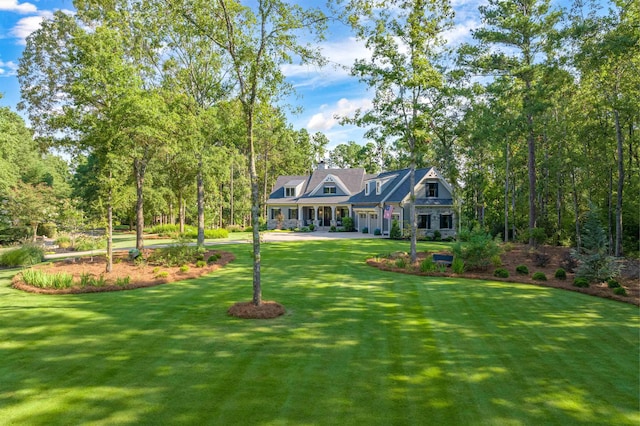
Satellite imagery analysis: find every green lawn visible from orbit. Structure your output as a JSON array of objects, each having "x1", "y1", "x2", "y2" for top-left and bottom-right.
[{"x1": 0, "y1": 239, "x2": 637, "y2": 425}]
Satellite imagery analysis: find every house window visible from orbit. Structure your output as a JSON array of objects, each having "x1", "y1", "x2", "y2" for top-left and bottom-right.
[
  {"x1": 376, "y1": 180, "x2": 381, "y2": 195},
  {"x1": 289, "y1": 209, "x2": 298, "y2": 220},
  {"x1": 427, "y1": 183, "x2": 438, "y2": 197},
  {"x1": 440, "y1": 214, "x2": 453, "y2": 229},
  {"x1": 271, "y1": 208, "x2": 281, "y2": 220},
  {"x1": 418, "y1": 214, "x2": 431, "y2": 229},
  {"x1": 285, "y1": 187, "x2": 296, "y2": 197},
  {"x1": 323, "y1": 185, "x2": 336, "y2": 194},
  {"x1": 365, "y1": 183, "x2": 370, "y2": 196},
  {"x1": 359, "y1": 213, "x2": 366, "y2": 220}
]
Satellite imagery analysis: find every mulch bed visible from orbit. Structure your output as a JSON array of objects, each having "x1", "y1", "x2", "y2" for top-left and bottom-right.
[
  {"x1": 367, "y1": 244, "x2": 639, "y2": 306},
  {"x1": 227, "y1": 301, "x2": 286, "y2": 319}
]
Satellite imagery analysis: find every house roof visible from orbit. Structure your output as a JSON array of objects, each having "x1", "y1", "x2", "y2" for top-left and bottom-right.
[{"x1": 267, "y1": 166, "x2": 453, "y2": 207}]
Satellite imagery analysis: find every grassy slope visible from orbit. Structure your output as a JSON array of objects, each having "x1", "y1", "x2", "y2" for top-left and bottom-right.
[{"x1": 0, "y1": 239, "x2": 637, "y2": 425}]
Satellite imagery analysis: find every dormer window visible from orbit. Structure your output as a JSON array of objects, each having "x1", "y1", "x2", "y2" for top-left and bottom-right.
[
  {"x1": 365, "y1": 182, "x2": 370, "y2": 196},
  {"x1": 285, "y1": 187, "x2": 296, "y2": 197},
  {"x1": 427, "y1": 182, "x2": 438, "y2": 197},
  {"x1": 323, "y1": 185, "x2": 336, "y2": 194},
  {"x1": 376, "y1": 180, "x2": 381, "y2": 195}
]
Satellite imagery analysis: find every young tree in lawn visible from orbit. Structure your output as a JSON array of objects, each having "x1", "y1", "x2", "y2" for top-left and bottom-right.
[
  {"x1": 186, "y1": 0, "x2": 326, "y2": 306},
  {"x1": 338, "y1": 0, "x2": 454, "y2": 262}
]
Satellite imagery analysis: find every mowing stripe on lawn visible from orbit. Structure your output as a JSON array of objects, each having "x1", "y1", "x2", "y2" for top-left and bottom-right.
[{"x1": 0, "y1": 240, "x2": 637, "y2": 425}]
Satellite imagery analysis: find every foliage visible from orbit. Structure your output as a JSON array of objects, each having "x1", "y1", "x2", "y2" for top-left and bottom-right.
[
  {"x1": 516, "y1": 265, "x2": 529, "y2": 275},
  {"x1": 613, "y1": 287, "x2": 627, "y2": 296},
  {"x1": 180, "y1": 226, "x2": 229, "y2": 240},
  {"x1": 148, "y1": 224, "x2": 180, "y2": 236},
  {"x1": 451, "y1": 257, "x2": 466, "y2": 274},
  {"x1": 20, "y1": 269, "x2": 74, "y2": 289},
  {"x1": 534, "y1": 252, "x2": 551, "y2": 267},
  {"x1": 73, "y1": 236, "x2": 107, "y2": 252},
  {"x1": 0, "y1": 226, "x2": 31, "y2": 245},
  {"x1": 573, "y1": 277, "x2": 589, "y2": 288},
  {"x1": 342, "y1": 217, "x2": 355, "y2": 232},
  {"x1": 148, "y1": 239, "x2": 199, "y2": 267},
  {"x1": 572, "y1": 208, "x2": 620, "y2": 282},
  {"x1": 0, "y1": 244, "x2": 44, "y2": 267},
  {"x1": 195, "y1": 260, "x2": 206, "y2": 268},
  {"x1": 532, "y1": 272, "x2": 547, "y2": 281},
  {"x1": 207, "y1": 254, "x2": 221, "y2": 263},
  {"x1": 374, "y1": 228, "x2": 382, "y2": 236},
  {"x1": 395, "y1": 257, "x2": 408, "y2": 269},
  {"x1": 390, "y1": 220, "x2": 401, "y2": 239},
  {"x1": 362, "y1": 227, "x2": 368, "y2": 234},
  {"x1": 554, "y1": 268, "x2": 567, "y2": 280},
  {"x1": 433, "y1": 230, "x2": 442, "y2": 241},
  {"x1": 491, "y1": 255, "x2": 502, "y2": 267},
  {"x1": 420, "y1": 257, "x2": 437, "y2": 273},
  {"x1": 55, "y1": 235, "x2": 72, "y2": 249},
  {"x1": 607, "y1": 279, "x2": 620, "y2": 289},
  {"x1": 37, "y1": 223, "x2": 57, "y2": 238},
  {"x1": 115, "y1": 276, "x2": 131, "y2": 286},
  {"x1": 494, "y1": 268, "x2": 509, "y2": 278},
  {"x1": 452, "y1": 229, "x2": 502, "y2": 271}
]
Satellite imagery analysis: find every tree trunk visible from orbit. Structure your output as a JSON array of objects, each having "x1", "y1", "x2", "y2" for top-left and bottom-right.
[
  {"x1": 248, "y1": 113, "x2": 262, "y2": 306},
  {"x1": 230, "y1": 161, "x2": 234, "y2": 226},
  {"x1": 504, "y1": 141, "x2": 509, "y2": 242},
  {"x1": 571, "y1": 168, "x2": 581, "y2": 249},
  {"x1": 409, "y1": 158, "x2": 417, "y2": 263},
  {"x1": 133, "y1": 158, "x2": 146, "y2": 251},
  {"x1": 197, "y1": 155, "x2": 205, "y2": 247},
  {"x1": 614, "y1": 109, "x2": 624, "y2": 256},
  {"x1": 527, "y1": 112, "x2": 537, "y2": 244},
  {"x1": 179, "y1": 192, "x2": 185, "y2": 234},
  {"x1": 106, "y1": 181, "x2": 113, "y2": 273}
]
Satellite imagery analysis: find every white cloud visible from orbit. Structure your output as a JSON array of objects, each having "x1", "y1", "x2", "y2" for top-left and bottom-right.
[
  {"x1": 282, "y1": 37, "x2": 371, "y2": 87},
  {"x1": 0, "y1": 0, "x2": 37, "y2": 14},
  {"x1": 307, "y1": 97, "x2": 372, "y2": 131},
  {"x1": 0, "y1": 59, "x2": 18, "y2": 77},
  {"x1": 443, "y1": 19, "x2": 479, "y2": 47}
]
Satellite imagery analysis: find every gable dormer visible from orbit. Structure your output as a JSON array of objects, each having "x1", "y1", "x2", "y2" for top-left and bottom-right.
[
  {"x1": 310, "y1": 174, "x2": 351, "y2": 196},
  {"x1": 284, "y1": 179, "x2": 304, "y2": 198}
]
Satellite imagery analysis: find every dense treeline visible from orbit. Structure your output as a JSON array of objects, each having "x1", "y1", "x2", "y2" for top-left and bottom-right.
[{"x1": 2, "y1": 0, "x2": 638, "y2": 261}]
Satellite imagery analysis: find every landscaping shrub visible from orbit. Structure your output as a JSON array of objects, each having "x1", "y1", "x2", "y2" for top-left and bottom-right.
[
  {"x1": 491, "y1": 255, "x2": 502, "y2": 267},
  {"x1": 554, "y1": 268, "x2": 567, "y2": 280},
  {"x1": 390, "y1": 220, "x2": 401, "y2": 239},
  {"x1": 607, "y1": 279, "x2": 621, "y2": 288},
  {"x1": 0, "y1": 244, "x2": 44, "y2": 267},
  {"x1": 502, "y1": 242, "x2": 514, "y2": 252},
  {"x1": 362, "y1": 227, "x2": 368, "y2": 234},
  {"x1": 342, "y1": 217, "x2": 354, "y2": 232},
  {"x1": 195, "y1": 260, "x2": 206, "y2": 268},
  {"x1": 148, "y1": 224, "x2": 180, "y2": 236},
  {"x1": 572, "y1": 207, "x2": 620, "y2": 283},
  {"x1": 560, "y1": 251, "x2": 578, "y2": 273},
  {"x1": 155, "y1": 271, "x2": 169, "y2": 278},
  {"x1": 452, "y1": 229, "x2": 501, "y2": 271},
  {"x1": 330, "y1": 225, "x2": 337, "y2": 232},
  {"x1": 516, "y1": 265, "x2": 529, "y2": 275},
  {"x1": 532, "y1": 272, "x2": 547, "y2": 281},
  {"x1": 208, "y1": 254, "x2": 221, "y2": 263},
  {"x1": 433, "y1": 230, "x2": 441, "y2": 241},
  {"x1": 494, "y1": 268, "x2": 509, "y2": 278},
  {"x1": 451, "y1": 257, "x2": 466, "y2": 274},
  {"x1": 573, "y1": 277, "x2": 590, "y2": 288},
  {"x1": 613, "y1": 287, "x2": 627, "y2": 296},
  {"x1": 374, "y1": 228, "x2": 382, "y2": 236},
  {"x1": 37, "y1": 222, "x2": 57, "y2": 238},
  {"x1": 148, "y1": 239, "x2": 198, "y2": 267},
  {"x1": 115, "y1": 276, "x2": 130, "y2": 286},
  {"x1": 74, "y1": 235, "x2": 106, "y2": 251},
  {"x1": 0, "y1": 226, "x2": 31, "y2": 245},
  {"x1": 534, "y1": 252, "x2": 551, "y2": 267},
  {"x1": 179, "y1": 265, "x2": 190, "y2": 272},
  {"x1": 527, "y1": 227, "x2": 547, "y2": 246},
  {"x1": 55, "y1": 235, "x2": 72, "y2": 248},
  {"x1": 179, "y1": 226, "x2": 229, "y2": 240},
  {"x1": 226, "y1": 225, "x2": 245, "y2": 233}
]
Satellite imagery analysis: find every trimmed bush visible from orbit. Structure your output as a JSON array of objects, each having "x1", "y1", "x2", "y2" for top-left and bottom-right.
[
  {"x1": 390, "y1": 220, "x2": 401, "y2": 239},
  {"x1": 362, "y1": 227, "x2": 368, "y2": 234},
  {"x1": 179, "y1": 265, "x2": 190, "y2": 272},
  {"x1": 613, "y1": 287, "x2": 627, "y2": 296},
  {"x1": 532, "y1": 272, "x2": 547, "y2": 281},
  {"x1": 607, "y1": 279, "x2": 621, "y2": 288},
  {"x1": 342, "y1": 217, "x2": 354, "y2": 232},
  {"x1": 0, "y1": 244, "x2": 44, "y2": 267},
  {"x1": 374, "y1": 228, "x2": 382, "y2": 236},
  {"x1": 516, "y1": 265, "x2": 529, "y2": 275},
  {"x1": 433, "y1": 230, "x2": 441, "y2": 241},
  {"x1": 573, "y1": 277, "x2": 590, "y2": 288},
  {"x1": 195, "y1": 260, "x2": 206, "y2": 268},
  {"x1": 494, "y1": 268, "x2": 509, "y2": 278},
  {"x1": 554, "y1": 268, "x2": 567, "y2": 280}
]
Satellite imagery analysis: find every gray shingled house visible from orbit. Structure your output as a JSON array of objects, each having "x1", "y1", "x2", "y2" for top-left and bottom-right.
[{"x1": 266, "y1": 162, "x2": 456, "y2": 238}]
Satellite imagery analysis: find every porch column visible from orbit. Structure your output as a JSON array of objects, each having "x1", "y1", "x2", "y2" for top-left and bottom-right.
[
  {"x1": 331, "y1": 206, "x2": 336, "y2": 226},
  {"x1": 298, "y1": 205, "x2": 302, "y2": 227}
]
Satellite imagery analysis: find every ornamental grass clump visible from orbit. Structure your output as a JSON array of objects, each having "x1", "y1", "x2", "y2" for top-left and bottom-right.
[
  {"x1": 451, "y1": 257, "x2": 466, "y2": 274},
  {"x1": 21, "y1": 269, "x2": 73, "y2": 289},
  {"x1": 420, "y1": 257, "x2": 436, "y2": 273}
]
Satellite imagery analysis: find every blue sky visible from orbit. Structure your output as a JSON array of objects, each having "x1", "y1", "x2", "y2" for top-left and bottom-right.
[{"x1": 0, "y1": 0, "x2": 599, "y2": 149}]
